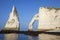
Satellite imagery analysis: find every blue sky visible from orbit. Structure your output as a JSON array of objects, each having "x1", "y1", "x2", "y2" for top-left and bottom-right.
[{"x1": 0, "y1": 0, "x2": 60, "y2": 31}]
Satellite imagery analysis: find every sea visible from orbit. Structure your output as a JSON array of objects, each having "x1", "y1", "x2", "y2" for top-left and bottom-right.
[
  {"x1": 0, "y1": 33, "x2": 60, "y2": 40},
  {"x1": 0, "y1": 34, "x2": 38, "y2": 40}
]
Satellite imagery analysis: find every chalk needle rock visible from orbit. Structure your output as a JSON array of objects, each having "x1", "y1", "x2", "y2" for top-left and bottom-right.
[{"x1": 4, "y1": 6, "x2": 20, "y2": 31}]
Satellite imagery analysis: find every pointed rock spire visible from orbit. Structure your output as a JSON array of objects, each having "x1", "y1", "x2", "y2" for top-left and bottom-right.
[
  {"x1": 4, "y1": 6, "x2": 20, "y2": 30},
  {"x1": 12, "y1": 6, "x2": 17, "y2": 13},
  {"x1": 10, "y1": 6, "x2": 18, "y2": 17},
  {"x1": 12, "y1": 6, "x2": 16, "y2": 11}
]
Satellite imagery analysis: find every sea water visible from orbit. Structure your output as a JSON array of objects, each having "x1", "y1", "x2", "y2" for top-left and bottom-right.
[
  {"x1": 0, "y1": 33, "x2": 60, "y2": 40},
  {"x1": 0, "y1": 34, "x2": 38, "y2": 40}
]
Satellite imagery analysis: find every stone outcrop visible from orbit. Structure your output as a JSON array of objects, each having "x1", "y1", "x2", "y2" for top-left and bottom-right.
[
  {"x1": 29, "y1": 7, "x2": 60, "y2": 31},
  {"x1": 4, "y1": 6, "x2": 20, "y2": 30}
]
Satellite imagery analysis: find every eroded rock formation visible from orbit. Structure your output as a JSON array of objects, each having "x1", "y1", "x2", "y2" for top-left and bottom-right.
[
  {"x1": 4, "y1": 6, "x2": 20, "y2": 30},
  {"x1": 29, "y1": 7, "x2": 60, "y2": 31}
]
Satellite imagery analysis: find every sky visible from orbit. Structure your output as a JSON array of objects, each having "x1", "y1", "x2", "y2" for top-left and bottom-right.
[{"x1": 0, "y1": 0, "x2": 60, "y2": 31}]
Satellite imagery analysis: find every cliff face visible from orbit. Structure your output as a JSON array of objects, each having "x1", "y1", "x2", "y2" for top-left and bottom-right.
[
  {"x1": 5, "y1": 6, "x2": 20, "y2": 30},
  {"x1": 38, "y1": 7, "x2": 60, "y2": 30},
  {"x1": 29, "y1": 7, "x2": 60, "y2": 31}
]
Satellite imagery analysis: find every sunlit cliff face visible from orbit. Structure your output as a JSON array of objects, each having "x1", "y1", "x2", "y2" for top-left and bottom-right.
[
  {"x1": 29, "y1": 7, "x2": 60, "y2": 31},
  {"x1": 38, "y1": 7, "x2": 60, "y2": 30},
  {"x1": 5, "y1": 6, "x2": 20, "y2": 30}
]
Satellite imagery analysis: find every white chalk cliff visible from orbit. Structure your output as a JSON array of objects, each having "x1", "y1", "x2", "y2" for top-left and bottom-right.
[
  {"x1": 4, "y1": 6, "x2": 20, "y2": 30},
  {"x1": 29, "y1": 7, "x2": 60, "y2": 31}
]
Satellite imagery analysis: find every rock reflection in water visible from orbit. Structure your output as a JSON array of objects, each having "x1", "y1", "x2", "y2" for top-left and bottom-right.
[
  {"x1": 4, "y1": 33, "x2": 18, "y2": 40},
  {"x1": 28, "y1": 36, "x2": 34, "y2": 40},
  {"x1": 28, "y1": 35, "x2": 38, "y2": 40},
  {"x1": 38, "y1": 33, "x2": 60, "y2": 40}
]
